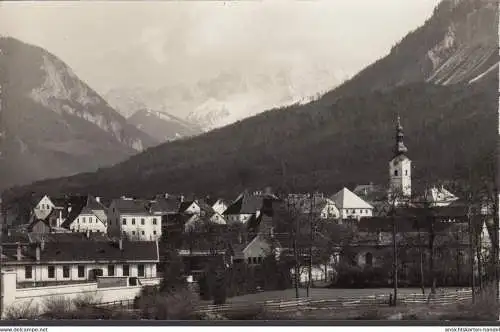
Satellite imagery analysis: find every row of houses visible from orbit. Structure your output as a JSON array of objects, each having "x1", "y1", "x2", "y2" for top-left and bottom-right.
[
  {"x1": 1, "y1": 117, "x2": 495, "y2": 286},
  {"x1": 25, "y1": 185, "x2": 380, "y2": 241}
]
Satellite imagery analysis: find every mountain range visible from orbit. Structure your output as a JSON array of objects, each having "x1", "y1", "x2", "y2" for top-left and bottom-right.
[
  {"x1": 2, "y1": 0, "x2": 498, "y2": 202},
  {"x1": 127, "y1": 109, "x2": 203, "y2": 143},
  {"x1": 0, "y1": 37, "x2": 159, "y2": 191}
]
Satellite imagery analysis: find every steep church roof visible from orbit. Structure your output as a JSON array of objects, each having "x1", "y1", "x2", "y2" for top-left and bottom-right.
[{"x1": 331, "y1": 188, "x2": 373, "y2": 210}]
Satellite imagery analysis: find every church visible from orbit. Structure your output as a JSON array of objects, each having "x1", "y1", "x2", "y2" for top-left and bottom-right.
[
  {"x1": 355, "y1": 116, "x2": 460, "y2": 213},
  {"x1": 339, "y1": 116, "x2": 495, "y2": 287}
]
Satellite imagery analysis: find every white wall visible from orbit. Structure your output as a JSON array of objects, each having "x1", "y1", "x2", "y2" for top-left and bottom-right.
[
  {"x1": 340, "y1": 208, "x2": 373, "y2": 220},
  {"x1": 33, "y1": 196, "x2": 55, "y2": 220},
  {"x1": 13, "y1": 263, "x2": 157, "y2": 283},
  {"x1": 70, "y1": 213, "x2": 107, "y2": 233},
  {"x1": 1, "y1": 270, "x2": 161, "y2": 316},
  {"x1": 212, "y1": 201, "x2": 228, "y2": 215}
]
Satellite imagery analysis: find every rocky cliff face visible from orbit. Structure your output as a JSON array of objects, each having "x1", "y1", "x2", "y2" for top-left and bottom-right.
[
  {"x1": 426, "y1": 0, "x2": 498, "y2": 84},
  {"x1": 321, "y1": 0, "x2": 498, "y2": 103},
  {"x1": 0, "y1": 37, "x2": 158, "y2": 191}
]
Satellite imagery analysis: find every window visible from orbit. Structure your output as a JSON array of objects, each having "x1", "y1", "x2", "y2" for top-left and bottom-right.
[
  {"x1": 122, "y1": 218, "x2": 126, "y2": 225},
  {"x1": 247, "y1": 257, "x2": 252, "y2": 264},
  {"x1": 78, "y1": 265, "x2": 85, "y2": 278},
  {"x1": 132, "y1": 231, "x2": 136, "y2": 235},
  {"x1": 141, "y1": 218, "x2": 145, "y2": 225},
  {"x1": 63, "y1": 266, "x2": 70, "y2": 278},
  {"x1": 138, "y1": 264, "x2": 145, "y2": 277},
  {"x1": 123, "y1": 265, "x2": 130, "y2": 276},
  {"x1": 141, "y1": 231, "x2": 145, "y2": 235},
  {"x1": 89, "y1": 217, "x2": 92, "y2": 223},
  {"x1": 132, "y1": 218, "x2": 136, "y2": 225},
  {"x1": 152, "y1": 218, "x2": 157, "y2": 225},
  {"x1": 108, "y1": 265, "x2": 115, "y2": 276},
  {"x1": 25, "y1": 266, "x2": 33, "y2": 279},
  {"x1": 258, "y1": 257, "x2": 263, "y2": 264},
  {"x1": 405, "y1": 170, "x2": 408, "y2": 176},
  {"x1": 83, "y1": 217, "x2": 86, "y2": 223},
  {"x1": 48, "y1": 266, "x2": 55, "y2": 279},
  {"x1": 153, "y1": 231, "x2": 157, "y2": 235},
  {"x1": 394, "y1": 170, "x2": 398, "y2": 176}
]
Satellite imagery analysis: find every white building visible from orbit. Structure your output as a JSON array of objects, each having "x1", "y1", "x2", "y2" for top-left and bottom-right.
[
  {"x1": 204, "y1": 198, "x2": 228, "y2": 215},
  {"x1": 1, "y1": 238, "x2": 159, "y2": 284},
  {"x1": 33, "y1": 195, "x2": 66, "y2": 225},
  {"x1": 63, "y1": 196, "x2": 108, "y2": 234},
  {"x1": 331, "y1": 187, "x2": 373, "y2": 220},
  {"x1": 389, "y1": 116, "x2": 412, "y2": 200},
  {"x1": 107, "y1": 198, "x2": 161, "y2": 241}
]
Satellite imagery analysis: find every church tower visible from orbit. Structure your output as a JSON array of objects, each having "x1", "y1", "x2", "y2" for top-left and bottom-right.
[{"x1": 389, "y1": 115, "x2": 411, "y2": 200}]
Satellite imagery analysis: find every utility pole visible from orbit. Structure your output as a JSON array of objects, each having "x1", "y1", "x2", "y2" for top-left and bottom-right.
[
  {"x1": 307, "y1": 193, "x2": 315, "y2": 298},
  {"x1": 467, "y1": 199, "x2": 476, "y2": 303},
  {"x1": 391, "y1": 202, "x2": 398, "y2": 306}
]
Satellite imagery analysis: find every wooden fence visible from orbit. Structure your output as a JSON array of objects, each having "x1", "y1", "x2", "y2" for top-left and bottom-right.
[{"x1": 196, "y1": 289, "x2": 474, "y2": 315}]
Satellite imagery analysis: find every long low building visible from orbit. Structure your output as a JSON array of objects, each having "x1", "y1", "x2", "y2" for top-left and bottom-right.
[{"x1": 1, "y1": 238, "x2": 159, "y2": 285}]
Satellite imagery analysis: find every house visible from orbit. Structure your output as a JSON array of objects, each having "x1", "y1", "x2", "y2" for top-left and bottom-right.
[
  {"x1": 341, "y1": 202, "x2": 493, "y2": 286},
  {"x1": 204, "y1": 197, "x2": 228, "y2": 215},
  {"x1": 331, "y1": 187, "x2": 374, "y2": 220},
  {"x1": 32, "y1": 195, "x2": 67, "y2": 227},
  {"x1": 179, "y1": 201, "x2": 201, "y2": 215},
  {"x1": 150, "y1": 197, "x2": 180, "y2": 217},
  {"x1": 224, "y1": 191, "x2": 279, "y2": 224},
  {"x1": 231, "y1": 233, "x2": 273, "y2": 265},
  {"x1": 198, "y1": 202, "x2": 226, "y2": 224},
  {"x1": 107, "y1": 198, "x2": 161, "y2": 241},
  {"x1": 294, "y1": 196, "x2": 340, "y2": 220},
  {"x1": 62, "y1": 195, "x2": 108, "y2": 234},
  {"x1": 1, "y1": 238, "x2": 159, "y2": 285}
]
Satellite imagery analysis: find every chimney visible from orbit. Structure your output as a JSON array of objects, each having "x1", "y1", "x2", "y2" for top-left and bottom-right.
[
  {"x1": 16, "y1": 243, "x2": 21, "y2": 261},
  {"x1": 36, "y1": 246, "x2": 41, "y2": 261},
  {"x1": 180, "y1": 195, "x2": 184, "y2": 203},
  {"x1": 119, "y1": 238, "x2": 123, "y2": 251}
]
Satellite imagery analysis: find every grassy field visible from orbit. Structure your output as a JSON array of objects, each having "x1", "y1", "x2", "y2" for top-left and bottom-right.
[{"x1": 226, "y1": 287, "x2": 470, "y2": 304}]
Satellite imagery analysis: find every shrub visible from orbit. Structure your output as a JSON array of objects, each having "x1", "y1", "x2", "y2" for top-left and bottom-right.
[
  {"x1": 135, "y1": 287, "x2": 199, "y2": 320},
  {"x1": 3, "y1": 301, "x2": 40, "y2": 320},
  {"x1": 72, "y1": 292, "x2": 101, "y2": 309},
  {"x1": 43, "y1": 296, "x2": 74, "y2": 318}
]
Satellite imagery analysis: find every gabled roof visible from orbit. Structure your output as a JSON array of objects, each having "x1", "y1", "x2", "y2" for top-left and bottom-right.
[
  {"x1": 150, "y1": 198, "x2": 180, "y2": 214},
  {"x1": 179, "y1": 201, "x2": 198, "y2": 214},
  {"x1": 331, "y1": 187, "x2": 374, "y2": 210},
  {"x1": 111, "y1": 198, "x2": 151, "y2": 215},
  {"x1": 204, "y1": 197, "x2": 226, "y2": 207},
  {"x1": 2, "y1": 240, "x2": 159, "y2": 263},
  {"x1": 224, "y1": 192, "x2": 274, "y2": 215}
]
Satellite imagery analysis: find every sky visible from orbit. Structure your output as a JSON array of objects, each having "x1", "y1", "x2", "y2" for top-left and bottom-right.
[{"x1": 0, "y1": 0, "x2": 442, "y2": 120}]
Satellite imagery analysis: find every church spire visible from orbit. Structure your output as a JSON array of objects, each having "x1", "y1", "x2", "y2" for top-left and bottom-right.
[{"x1": 393, "y1": 114, "x2": 408, "y2": 157}]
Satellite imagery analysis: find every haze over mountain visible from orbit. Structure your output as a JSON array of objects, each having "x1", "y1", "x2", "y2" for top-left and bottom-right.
[
  {"x1": 5, "y1": 0, "x2": 497, "y2": 201},
  {"x1": 0, "y1": 1, "x2": 442, "y2": 130},
  {"x1": 0, "y1": 37, "x2": 158, "y2": 191},
  {"x1": 127, "y1": 109, "x2": 203, "y2": 143}
]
